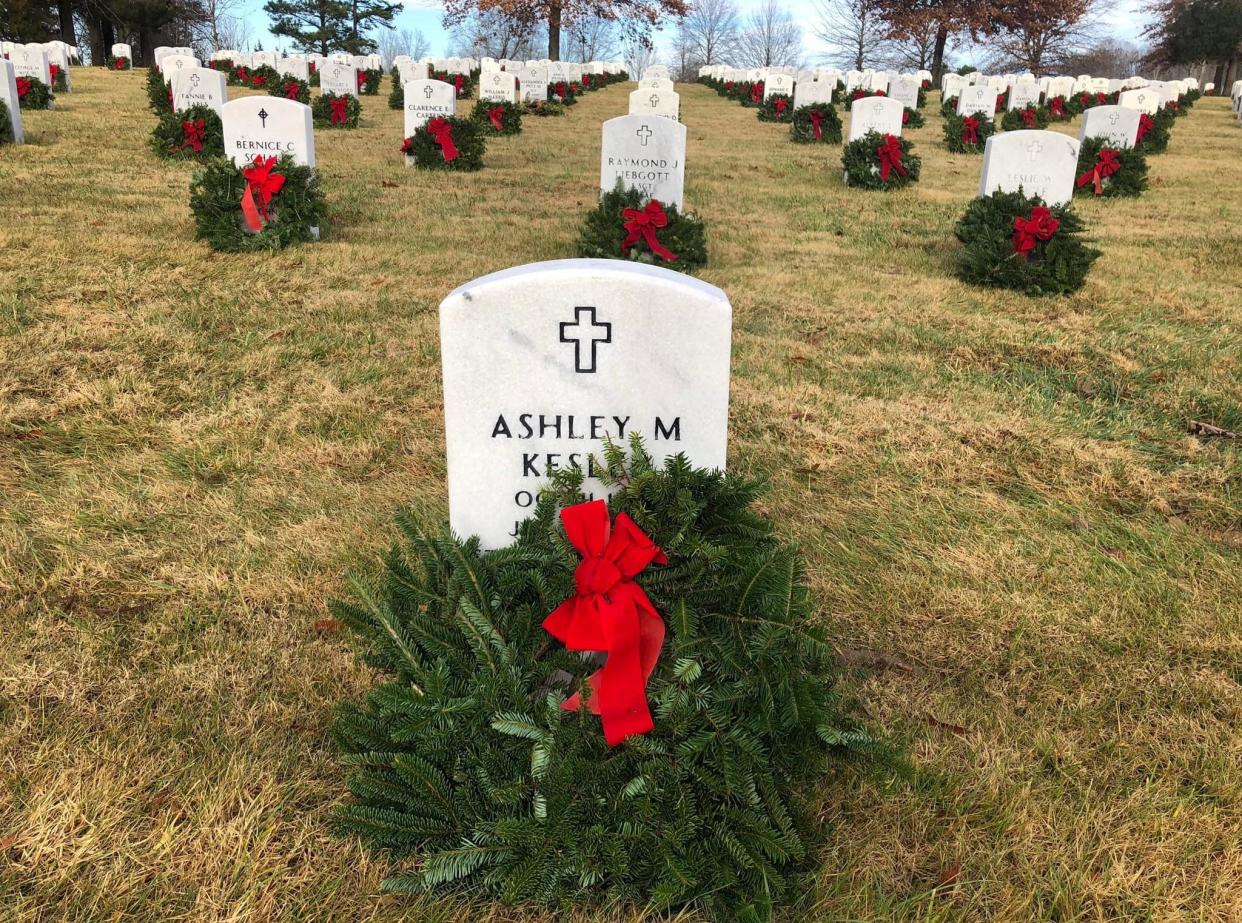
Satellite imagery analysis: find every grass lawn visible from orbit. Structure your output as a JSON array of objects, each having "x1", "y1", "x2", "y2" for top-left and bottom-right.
[{"x1": 1, "y1": 69, "x2": 1240, "y2": 922}]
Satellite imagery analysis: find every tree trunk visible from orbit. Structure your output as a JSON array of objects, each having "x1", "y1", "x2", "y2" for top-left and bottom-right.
[
  {"x1": 57, "y1": 0, "x2": 77, "y2": 47},
  {"x1": 932, "y1": 24, "x2": 948, "y2": 83},
  {"x1": 1212, "y1": 61, "x2": 1224, "y2": 93},
  {"x1": 1223, "y1": 53, "x2": 1238, "y2": 95},
  {"x1": 548, "y1": 0, "x2": 562, "y2": 61}
]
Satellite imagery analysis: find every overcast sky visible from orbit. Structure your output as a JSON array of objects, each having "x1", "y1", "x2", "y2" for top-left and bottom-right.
[{"x1": 234, "y1": 0, "x2": 1151, "y2": 62}]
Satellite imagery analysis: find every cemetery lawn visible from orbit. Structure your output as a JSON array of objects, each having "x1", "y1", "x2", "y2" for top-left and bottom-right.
[{"x1": 2, "y1": 70, "x2": 1241, "y2": 923}]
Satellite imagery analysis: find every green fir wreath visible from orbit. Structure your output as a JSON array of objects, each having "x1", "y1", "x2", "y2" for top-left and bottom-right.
[
  {"x1": 146, "y1": 67, "x2": 170, "y2": 114},
  {"x1": 107, "y1": 55, "x2": 131, "y2": 70},
  {"x1": 757, "y1": 92, "x2": 793, "y2": 122},
  {"x1": 16, "y1": 75, "x2": 54, "y2": 110},
  {"x1": 550, "y1": 80, "x2": 578, "y2": 105},
  {"x1": 525, "y1": 99, "x2": 566, "y2": 117},
  {"x1": 942, "y1": 110, "x2": 995, "y2": 153},
  {"x1": 313, "y1": 92, "x2": 362, "y2": 129},
  {"x1": 309, "y1": 64, "x2": 320, "y2": 87},
  {"x1": 150, "y1": 104, "x2": 224, "y2": 160},
  {"x1": 401, "y1": 115, "x2": 486, "y2": 171},
  {"x1": 1046, "y1": 96, "x2": 1073, "y2": 121},
  {"x1": 271, "y1": 76, "x2": 311, "y2": 104},
  {"x1": 246, "y1": 64, "x2": 280, "y2": 90},
  {"x1": 330, "y1": 441, "x2": 892, "y2": 923},
  {"x1": 360, "y1": 68, "x2": 383, "y2": 95},
  {"x1": 576, "y1": 183, "x2": 707, "y2": 273},
  {"x1": 388, "y1": 71, "x2": 403, "y2": 109},
  {"x1": 901, "y1": 106, "x2": 924, "y2": 128},
  {"x1": 1073, "y1": 137, "x2": 1148, "y2": 198},
  {"x1": 789, "y1": 102, "x2": 842, "y2": 144},
  {"x1": 431, "y1": 70, "x2": 475, "y2": 99},
  {"x1": 1136, "y1": 107, "x2": 1174, "y2": 154},
  {"x1": 208, "y1": 58, "x2": 232, "y2": 76},
  {"x1": 999, "y1": 105, "x2": 1049, "y2": 131},
  {"x1": 471, "y1": 99, "x2": 523, "y2": 135},
  {"x1": 742, "y1": 81, "x2": 763, "y2": 107},
  {"x1": 0, "y1": 102, "x2": 13, "y2": 144},
  {"x1": 955, "y1": 189, "x2": 1100, "y2": 296},
  {"x1": 189, "y1": 153, "x2": 327, "y2": 253},
  {"x1": 50, "y1": 65, "x2": 68, "y2": 92},
  {"x1": 843, "y1": 87, "x2": 884, "y2": 110},
  {"x1": 842, "y1": 130, "x2": 921, "y2": 189}
]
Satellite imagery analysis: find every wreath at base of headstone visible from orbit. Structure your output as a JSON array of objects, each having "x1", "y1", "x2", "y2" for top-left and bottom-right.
[
  {"x1": 842, "y1": 130, "x2": 921, "y2": 189},
  {"x1": 359, "y1": 67, "x2": 383, "y2": 95},
  {"x1": 189, "y1": 153, "x2": 327, "y2": 253},
  {"x1": 789, "y1": 102, "x2": 842, "y2": 143},
  {"x1": 308, "y1": 66, "x2": 320, "y2": 87},
  {"x1": 550, "y1": 80, "x2": 579, "y2": 105},
  {"x1": 756, "y1": 92, "x2": 793, "y2": 122},
  {"x1": 208, "y1": 58, "x2": 232, "y2": 77},
  {"x1": 471, "y1": 99, "x2": 523, "y2": 135},
  {"x1": 0, "y1": 103, "x2": 13, "y2": 144},
  {"x1": 901, "y1": 106, "x2": 925, "y2": 128},
  {"x1": 150, "y1": 105, "x2": 224, "y2": 160},
  {"x1": 271, "y1": 77, "x2": 311, "y2": 104},
  {"x1": 999, "y1": 105, "x2": 1049, "y2": 131},
  {"x1": 525, "y1": 99, "x2": 565, "y2": 117},
  {"x1": 146, "y1": 67, "x2": 170, "y2": 114},
  {"x1": 1136, "y1": 108, "x2": 1173, "y2": 154},
  {"x1": 742, "y1": 81, "x2": 763, "y2": 107},
  {"x1": 50, "y1": 66, "x2": 69, "y2": 92},
  {"x1": 942, "y1": 111, "x2": 995, "y2": 153},
  {"x1": 401, "y1": 115, "x2": 486, "y2": 171},
  {"x1": 576, "y1": 184, "x2": 707, "y2": 274},
  {"x1": 107, "y1": 55, "x2": 131, "y2": 70},
  {"x1": 1073, "y1": 137, "x2": 1147, "y2": 198},
  {"x1": 16, "y1": 75, "x2": 54, "y2": 110},
  {"x1": 387, "y1": 71, "x2": 402, "y2": 109},
  {"x1": 844, "y1": 87, "x2": 884, "y2": 110},
  {"x1": 955, "y1": 190, "x2": 1100, "y2": 296},
  {"x1": 431, "y1": 69, "x2": 475, "y2": 99},
  {"x1": 246, "y1": 64, "x2": 281, "y2": 91},
  {"x1": 312, "y1": 92, "x2": 362, "y2": 129},
  {"x1": 330, "y1": 442, "x2": 893, "y2": 923}
]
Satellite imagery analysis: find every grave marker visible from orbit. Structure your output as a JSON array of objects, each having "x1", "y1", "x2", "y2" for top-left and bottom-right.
[{"x1": 600, "y1": 114, "x2": 687, "y2": 209}]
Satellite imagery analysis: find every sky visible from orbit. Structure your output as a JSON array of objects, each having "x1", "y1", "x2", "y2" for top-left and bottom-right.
[{"x1": 234, "y1": 0, "x2": 1151, "y2": 65}]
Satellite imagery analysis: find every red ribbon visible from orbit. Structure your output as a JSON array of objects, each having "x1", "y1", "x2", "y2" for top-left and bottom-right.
[
  {"x1": 16, "y1": 77, "x2": 30, "y2": 98},
  {"x1": 1137, "y1": 113, "x2": 1154, "y2": 143},
  {"x1": 251, "y1": 75, "x2": 266, "y2": 87},
  {"x1": 555, "y1": 80, "x2": 567, "y2": 99},
  {"x1": 329, "y1": 96, "x2": 349, "y2": 125},
  {"x1": 426, "y1": 117, "x2": 459, "y2": 161},
  {"x1": 582, "y1": 74, "x2": 591, "y2": 86},
  {"x1": 1012, "y1": 206, "x2": 1059, "y2": 256},
  {"x1": 309, "y1": 62, "x2": 317, "y2": 74},
  {"x1": 50, "y1": 64, "x2": 60, "y2": 84},
  {"x1": 751, "y1": 82, "x2": 763, "y2": 103},
  {"x1": 356, "y1": 70, "x2": 366, "y2": 91},
  {"x1": 400, "y1": 136, "x2": 415, "y2": 155},
  {"x1": 487, "y1": 105, "x2": 504, "y2": 131},
  {"x1": 1021, "y1": 108, "x2": 1036, "y2": 128},
  {"x1": 114, "y1": 57, "x2": 127, "y2": 70},
  {"x1": 774, "y1": 97, "x2": 787, "y2": 116},
  {"x1": 454, "y1": 74, "x2": 464, "y2": 95},
  {"x1": 995, "y1": 93, "x2": 1004, "y2": 112},
  {"x1": 235, "y1": 66, "x2": 248, "y2": 83},
  {"x1": 1050, "y1": 97, "x2": 1065, "y2": 118},
  {"x1": 810, "y1": 109, "x2": 823, "y2": 140},
  {"x1": 240, "y1": 155, "x2": 286, "y2": 233},
  {"x1": 283, "y1": 81, "x2": 300, "y2": 100},
  {"x1": 1076, "y1": 147, "x2": 1121, "y2": 195},
  {"x1": 174, "y1": 118, "x2": 206, "y2": 153},
  {"x1": 876, "y1": 133, "x2": 907, "y2": 180},
  {"x1": 902, "y1": 108, "x2": 910, "y2": 125},
  {"x1": 621, "y1": 199, "x2": 677, "y2": 262},
  {"x1": 543, "y1": 499, "x2": 667, "y2": 747},
  {"x1": 962, "y1": 115, "x2": 979, "y2": 145}
]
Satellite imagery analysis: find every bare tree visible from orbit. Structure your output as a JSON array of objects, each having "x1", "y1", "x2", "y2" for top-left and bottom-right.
[
  {"x1": 813, "y1": 0, "x2": 888, "y2": 70},
  {"x1": 980, "y1": 0, "x2": 1112, "y2": 75},
  {"x1": 877, "y1": 12, "x2": 954, "y2": 69},
  {"x1": 623, "y1": 31, "x2": 656, "y2": 76},
  {"x1": 563, "y1": 13, "x2": 621, "y2": 61},
  {"x1": 377, "y1": 26, "x2": 431, "y2": 64},
  {"x1": 737, "y1": 0, "x2": 801, "y2": 67},
  {"x1": 214, "y1": 14, "x2": 251, "y2": 50},
  {"x1": 449, "y1": 8, "x2": 544, "y2": 58},
  {"x1": 677, "y1": 0, "x2": 739, "y2": 68},
  {"x1": 193, "y1": 0, "x2": 245, "y2": 50}
]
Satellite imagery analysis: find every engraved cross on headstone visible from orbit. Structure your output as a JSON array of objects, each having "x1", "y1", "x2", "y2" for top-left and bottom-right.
[
  {"x1": 258, "y1": 107, "x2": 269, "y2": 127},
  {"x1": 649, "y1": 93, "x2": 660, "y2": 107},
  {"x1": 636, "y1": 125, "x2": 653, "y2": 146},
  {"x1": 190, "y1": 73, "x2": 200, "y2": 88},
  {"x1": 559, "y1": 306, "x2": 612, "y2": 374},
  {"x1": 1107, "y1": 112, "x2": 1120, "y2": 125},
  {"x1": 1026, "y1": 139, "x2": 1043, "y2": 161},
  {"x1": 424, "y1": 84, "x2": 434, "y2": 98}
]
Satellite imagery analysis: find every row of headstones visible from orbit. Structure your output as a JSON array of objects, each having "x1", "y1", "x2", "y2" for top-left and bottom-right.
[
  {"x1": 700, "y1": 64, "x2": 933, "y2": 96},
  {"x1": 1231, "y1": 80, "x2": 1242, "y2": 119},
  {"x1": 942, "y1": 72, "x2": 1197, "y2": 113},
  {"x1": 3, "y1": 42, "x2": 74, "y2": 92}
]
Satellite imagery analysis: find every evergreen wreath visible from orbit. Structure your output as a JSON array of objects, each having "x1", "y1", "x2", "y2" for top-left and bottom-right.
[
  {"x1": 107, "y1": 55, "x2": 131, "y2": 70},
  {"x1": 757, "y1": 92, "x2": 793, "y2": 122},
  {"x1": 271, "y1": 76, "x2": 310, "y2": 104},
  {"x1": 431, "y1": 69, "x2": 474, "y2": 99},
  {"x1": 49, "y1": 64, "x2": 68, "y2": 92},
  {"x1": 309, "y1": 63, "x2": 320, "y2": 87},
  {"x1": 1136, "y1": 107, "x2": 1174, "y2": 154},
  {"x1": 359, "y1": 67, "x2": 384, "y2": 95},
  {"x1": 955, "y1": 190, "x2": 1100, "y2": 296},
  {"x1": 525, "y1": 99, "x2": 566, "y2": 117},
  {"x1": 229, "y1": 64, "x2": 250, "y2": 87},
  {"x1": 0, "y1": 102, "x2": 13, "y2": 144},
  {"x1": 576, "y1": 184, "x2": 707, "y2": 273},
  {"x1": 550, "y1": 80, "x2": 578, "y2": 105},
  {"x1": 942, "y1": 110, "x2": 995, "y2": 153},
  {"x1": 189, "y1": 153, "x2": 327, "y2": 253},
  {"x1": 842, "y1": 130, "x2": 921, "y2": 189},
  {"x1": 401, "y1": 115, "x2": 486, "y2": 171},
  {"x1": 388, "y1": 71, "x2": 403, "y2": 109},
  {"x1": 789, "y1": 102, "x2": 842, "y2": 144},
  {"x1": 901, "y1": 106, "x2": 924, "y2": 128},
  {"x1": 999, "y1": 104, "x2": 1049, "y2": 131},
  {"x1": 146, "y1": 67, "x2": 170, "y2": 113},
  {"x1": 331, "y1": 442, "x2": 891, "y2": 922},
  {"x1": 246, "y1": 64, "x2": 280, "y2": 90},
  {"x1": 743, "y1": 80, "x2": 763, "y2": 107},
  {"x1": 16, "y1": 75, "x2": 54, "y2": 110},
  {"x1": 1073, "y1": 137, "x2": 1147, "y2": 198},
  {"x1": 150, "y1": 104, "x2": 224, "y2": 160},
  {"x1": 313, "y1": 91, "x2": 362, "y2": 129},
  {"x1": 843, "y1": 87, "x2": 884, "y2": 111},
  {"x1": 471, "y1": 99, "x2": 523, "y2": 135},
  {"x1": 208, "y1": 58, "x2": 232, "y2": 76},
  {"x1": 1046, "y1": 95, "x2": 1072, "y2": 121}
]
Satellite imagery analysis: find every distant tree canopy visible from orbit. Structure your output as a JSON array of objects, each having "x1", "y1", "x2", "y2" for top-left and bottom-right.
[{"x1": 2, "y1": 0, "x2": 206, "y2": 66}]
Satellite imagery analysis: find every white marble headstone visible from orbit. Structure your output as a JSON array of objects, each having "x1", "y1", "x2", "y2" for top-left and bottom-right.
[
  {"x1": 160, "y1": 54, "x2": 199, "y2": 76},
  {"x1": 628, "y1": 86, "x2": 679, "y2": 120},
  {"x1": 638, "y1": 76, "x2": 673, "y2": 92},
  {"x1": 956, "y1": 84, "x2": 994, "y2": 117},
  {"x1": 764, "y1": 73, "x2": 794, "y2": 99},
  {"x1": 518, "y1": 65, "x2": 549, "y2": 103},
  {"x1": 1118, "y1": 88, "x2": 1159, "y2": 115},
  {"x1": 979, "y1": 130, "x2": 1080, "y2": 207},
  {"x1": 403, "y1": 78, "x2": 456, "y2": 139},
  {"x1": 793, "y1": 79, "x2": 834, "y2": 109},
  {"x1": 1079, "y1": 105, "x2": 1139, "y2": 149},
  {"x1": 171, "y1": 67, "x2": 228, "y2": 114},
  {"x1": 320, "y1": 62, "x2": 358, "y2": 97},
  {"x1": 276, "y1": 57, "x2": 310, "y2": 82},
  {"x1": 848, "y1": 96, "x2": 904, "y2": 141},
  {"x1": 1008, "y1": 81, "x2": 1041, "y2": 110},
  {"x1": 10, "y1": 46, "x2": 51, "y2": 86},
  {"x1": 479, "y1": 70, "x2": 517, "y2": 104},
  {"x1": 110, "y1": 42, "x2": 132, "y2": 63},
  {"x1": 1, "y1": 59, "x2": 25, "y2": 144},
  {"x1": 440, "y1": 259, "x2": 731, "y2": 549},
  {"x1": 221, "y1": 96, "x2": 315, "y2": 168},
  {"x1": 600, "y1": 114, "x2": 687, "y2": 210},
  {"x1": 888, "y1": 76, "x2": 920, "y2": 109}
]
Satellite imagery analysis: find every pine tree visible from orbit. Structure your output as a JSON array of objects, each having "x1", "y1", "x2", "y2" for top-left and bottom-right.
[
  {"x1": 331, "y1": 440, "x2": 898, "y2": 922},
  {"x1": 264, "y1": 0, "x2": 351, "y2": 55}
]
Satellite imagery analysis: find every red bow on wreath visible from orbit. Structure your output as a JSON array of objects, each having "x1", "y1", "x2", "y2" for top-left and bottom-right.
[
  {"x1": 810, "y1": 109, "x2": 824, "y2": 140},
  {"x1": 453, "y1": 74, "x2": 464, "y2": 94},
  {"x1": 50, "y1": 64, "x2": 60, "y2": 83},
  {"x1": 962, "y1": 115, "x2": 979, "y2": 145},
  {"x1": 902, "y1": 109, "x2": 910, "y2": 125},
  {"x1": 621, "y1": 199, "x2": 678, "y2": 263},
  {"x1": 542, "y1": 499, "x2": 668, "y2": 747},
  {"x1": 356, "y1": 70, "x2": 366, "y2": 91},
  {"x1": 852, "y1": 88, "x2": 866, "y2": 101},
  {"x1": 774, "y1": 97, "x2": 787, "y2": 116},
  {"x1": 240, "y1": 155, "x2": 286, "y2": 233},
  {"x1": 1049, "y1": 97, "x2": 1065, "y2": 118},
  {"x1": 1080, "y1": 93, "x2": 1091, "y2": 106},
  {"x1": 235, "y1": 66, "x2": 248, "y2": 82},
  {"x1": 400, "y1": 136, "x2": 415, "y2": 155},
  {"x1": 995, "y1": 93, "x2": 1005, "y2": 112},
  {"x1": 1097, "y1": 92, "x2": 1107, "y2": 104},
  {"x1": 114, "y1": 57, "x2": 126, "y2": 69},
  {"x1": 1137, "y1": 113, "x2": 1154, "y2": 143},
  {"x1": 555, "y1": 80, "x2": 567, "y2": 99},
  {"x1": 876, "y1": 133, "x2": 907, "y2": 181},
  {"x1": 751, "y1": 82, "x2": 763, "y2": 103},
  {"x1": 1021, "y1": 108, "x2": 1036, "y2": 128},
  {"x1": 16, "y1": 77, "x2": 30, "y2": 98},
  {"x1": 1012, "y1": 206, "x2": 1059, "y2": 256},
  {"x1": 251, "y1": 75, "x2": 266, "y2": 87},
  {"x1": 283, "y1": 81, "x2": 300, "y2": 100},
  {"x1": 329, "y1": 96, "x2": 350, "y2": 125},
  {"x1": 426, "y1": 117, "x2": 459, "y2": 162},
  {"x1": 174, "y1": 118, "x2": 206, "y2": 153},
  {"x1": 487, "y1": 105, "x2": 505, "y2": 131},
  {"x1": 582, "y1": 74, "x2": 591, "y2": 86},
  {"x1": 1076, "y1": 147, "x2": 1121, "y2": 195}
]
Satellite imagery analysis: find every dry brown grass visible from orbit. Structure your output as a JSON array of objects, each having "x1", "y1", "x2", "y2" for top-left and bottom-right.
[{"x1": 1, "y1": 69, "x2": 1240, "y2": 922}]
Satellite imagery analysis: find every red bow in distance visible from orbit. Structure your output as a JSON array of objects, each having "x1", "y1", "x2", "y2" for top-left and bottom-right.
[
  {"x1": 50, "y1": 64, "x2": 60, "y2": 83},
  {"x1": 621, "y1": 199, "x2": 678, "y2": 263},
  {"x1": 876, "y1": 133, "x2": 907, "y2": 181},
  {"x1": 426, "y1": 117, "x2": 459, "y2": 161},
  {"x1": 1137, "y1": 113, "x2": 1154, "y2": 143},
  {"x1": 355, "y1": 70, "x2": 366, "y2": 91},
  {"x1": 283, "y1": 81, "x2": 300, "y2": 100},
  {"x1": 810, "y1": 109, "x2": 824, "y2": 141},
  {"x1": 175, "y1": 118, "x2": 206, "y2": 153},
  {"x1": 1050, "y1": 97, "x2": 1065, "y2": 118},
  {"x1": 751, "y1": 82, "x2": 763, "y2": 103},
  {"x1": 1076, "y1": 147, "x2": 1121, "y2": 195},
  {"x1": 453, "y1": 74, "x2": 464, "y2": 94},
  {"x1": 1020, "y1": 108, "x2": 1036, "y2": 128},
  {"x1": 962, "y1": 115, "x2": 979, "y2": 145},
  {"x1": 487, "y1": 106, "x2": 505, "y2": 131},
  {"x1": 16, "y1": 77, "x2": 30, "y2": 98},
  {"x1": 240, "y1": 155, "x2": 286, "y2": 233},
  {"x1": 329, "y1": 96, "x2": 349, "y2": 125},
  {"x1": 543, "y1": 500, "x2": 668, "y2": 747},
  {"x1": 1012, "y1": 206, "x2": 1059, "y2": 256},
  {"x1": 774, "y1": 97, "x2": 788, "y2": 116}
]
